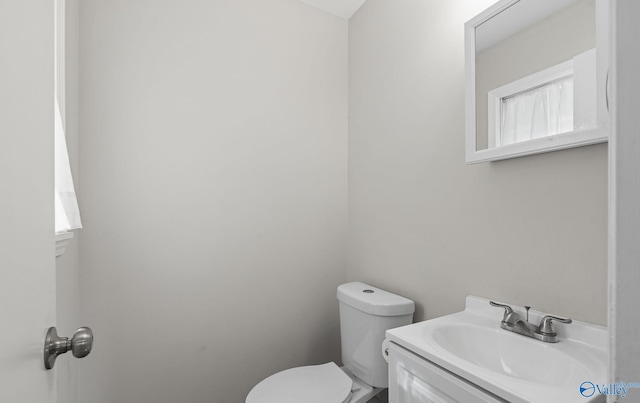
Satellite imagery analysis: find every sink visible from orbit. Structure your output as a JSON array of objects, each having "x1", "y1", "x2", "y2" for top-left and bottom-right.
[
  {"x1": 430, "y1": 323, "x2": 599, "y2": 387},
  {"x1": 385, "y1": 296, "x2": 608, "y2": 403}
]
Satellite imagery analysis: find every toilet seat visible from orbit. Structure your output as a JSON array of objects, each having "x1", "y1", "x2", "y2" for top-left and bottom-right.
[{"x1": 245, "y1": 362, "x2": 353, "y2": 403}]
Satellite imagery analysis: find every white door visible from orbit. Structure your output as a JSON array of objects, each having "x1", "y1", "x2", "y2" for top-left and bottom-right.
[{"x1": 0, "y1": 1, "x2": 57, "y2": 402}]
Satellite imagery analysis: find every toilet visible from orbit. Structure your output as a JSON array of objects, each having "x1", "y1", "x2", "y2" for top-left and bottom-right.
[{"x1": 246, "y1": 282, "x2": 415, "y2": 403}]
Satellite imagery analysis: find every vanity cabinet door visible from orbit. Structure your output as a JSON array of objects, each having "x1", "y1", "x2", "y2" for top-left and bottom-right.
[{"x1": 388, "y1": 343, "x2": 507, "y2": 403}]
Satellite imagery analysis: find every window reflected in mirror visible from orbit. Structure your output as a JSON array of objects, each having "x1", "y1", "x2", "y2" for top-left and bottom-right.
[{"x1": 466, "y1": 0, "x2": 606, "y2": 163}]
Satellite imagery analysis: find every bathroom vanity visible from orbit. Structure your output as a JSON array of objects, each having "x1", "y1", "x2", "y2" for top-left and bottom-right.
[
  {"x1": 384, "y1": 296, "x2": 607, "y2": 403},
  {"x1": 388, "y1": 342, "x2": 506, "y2": 402}
]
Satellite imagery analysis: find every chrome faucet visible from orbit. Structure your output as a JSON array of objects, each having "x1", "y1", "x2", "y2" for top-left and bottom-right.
[{"x1": 489, "y1": 301, "x2": 572, "y2": 343}]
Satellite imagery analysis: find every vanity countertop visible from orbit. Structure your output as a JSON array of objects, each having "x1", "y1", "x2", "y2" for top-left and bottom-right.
[{"x1": 386, "y1": 296, "x2": 608, "y2": 403}]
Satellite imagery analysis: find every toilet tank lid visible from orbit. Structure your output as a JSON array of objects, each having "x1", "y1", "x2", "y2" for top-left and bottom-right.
[{"x1": 337, "y1": 282, "x2": 415, "y2": 316}]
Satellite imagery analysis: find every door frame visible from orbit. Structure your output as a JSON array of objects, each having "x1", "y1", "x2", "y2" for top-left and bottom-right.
[{"x1": 608, "y1": 0, "x2": 640, "y2": 396}]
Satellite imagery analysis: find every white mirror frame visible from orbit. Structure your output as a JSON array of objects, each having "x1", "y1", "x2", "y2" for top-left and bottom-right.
[{"x1": 465, "y1": 0, "x2": 609, "y2": 164}]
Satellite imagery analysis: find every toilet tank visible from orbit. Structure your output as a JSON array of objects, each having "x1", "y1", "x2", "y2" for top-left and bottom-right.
[{"x1": 337, "y1": 282, "x2": 414, "y2": 388}]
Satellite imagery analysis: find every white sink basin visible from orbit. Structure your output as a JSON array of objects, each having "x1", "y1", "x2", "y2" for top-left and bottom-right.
[
  {"x1": 386, "y1": 296, "x2": 607, "y2": 403},
  {"x1": 430, "y1": 323, "x2": 599, "y2": 387}
]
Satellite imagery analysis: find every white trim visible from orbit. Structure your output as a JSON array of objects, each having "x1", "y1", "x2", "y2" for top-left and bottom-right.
[
  {"x1": 608, "y1": 0, "x2": 640, "y2": 396},
  {"x1": 465, "y1": 0, "x2": 609, "y2": 164},
  {"x1": 464, "y1": 13, "x2": 479, "y2": 164},
  {"x1": 475, "y1": 0, "x2": 581, "y2": 52},
  {"x1": 467, "y1": 127, "x2": 605, "y2": 163},
  {"x1": 55, "y1": 231, "x2": 74, "y2": 257}
]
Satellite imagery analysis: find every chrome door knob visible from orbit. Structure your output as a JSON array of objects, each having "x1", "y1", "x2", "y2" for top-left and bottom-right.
[
  {"x1": 44, "y1": 326, "x2": 94, "y2": 369},
  {"x1": 70, "y1": 327, "x2": 93, "y2": 358}
]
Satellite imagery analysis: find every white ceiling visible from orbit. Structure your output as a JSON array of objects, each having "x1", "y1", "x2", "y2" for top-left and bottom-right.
[{"x1": 298, "y1": 0, "x2": 367, "y2": 19}]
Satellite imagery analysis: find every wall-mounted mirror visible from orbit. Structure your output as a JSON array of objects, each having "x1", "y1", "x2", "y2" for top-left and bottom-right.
[{"x1": 465, "y1": 0, "x2": 608, "y2": 163}]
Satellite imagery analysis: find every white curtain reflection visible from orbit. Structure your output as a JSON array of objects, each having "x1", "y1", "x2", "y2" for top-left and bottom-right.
[
  {"x1": 55, "y1": 100, "x2": 82, "y2": 233},
  {"x1": 500, "y1": 77, "x2": 573, "y2": 146}
]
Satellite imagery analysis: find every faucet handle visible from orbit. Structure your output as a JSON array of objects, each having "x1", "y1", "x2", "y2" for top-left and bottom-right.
[
  {"x1": 490, "y1": 301, "x2": 525, "y2": 328},
  {"x1": 537, "y1": 315, "x2": 572, "y2": 335},
  {"x1": 534, "y1": 315, "x2": 573, "y2": 342},
  {"x1": 489, "y1": 301, "x2": 514, "y2": 318}
]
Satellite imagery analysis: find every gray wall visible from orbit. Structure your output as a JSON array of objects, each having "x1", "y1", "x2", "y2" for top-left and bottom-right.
[
  {"x1": 71, "y1": 1, "x2": 609, "y2": 402},
  {"x1": 77, "y1": 1, "x2": 348, "y2": 402},
  {"x1": 348, "y1": 0, "x2": 607, "y2": 325}
]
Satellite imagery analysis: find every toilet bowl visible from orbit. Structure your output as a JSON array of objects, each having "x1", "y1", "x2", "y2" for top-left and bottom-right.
[{"x1": 246, "y1": 282, "x2": 414, "y2": 403}]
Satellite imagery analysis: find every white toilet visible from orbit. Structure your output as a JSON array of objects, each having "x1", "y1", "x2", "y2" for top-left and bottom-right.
[{"x1": 246, "y1": 282, "x2": 415, "y2": 403}]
